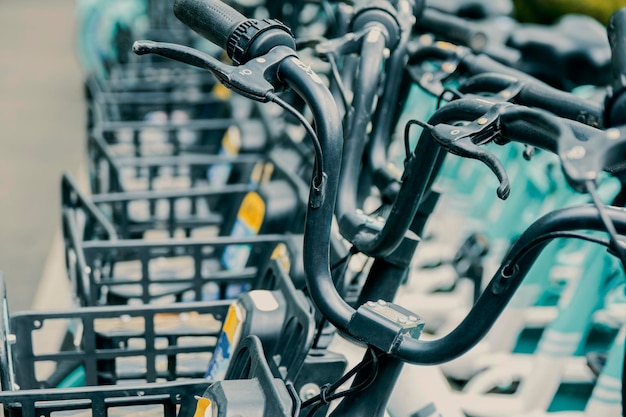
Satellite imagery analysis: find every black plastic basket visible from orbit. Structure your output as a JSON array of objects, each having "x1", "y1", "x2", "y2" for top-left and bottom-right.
[
  {"x1": 87, "y1": 125, "x2": 268, "y2": 195},
  {"x1": 65, "y1": 232, "x2": 303, "y2": 306},
  {"x1": 0, "y1": 278, "x2": 227, "y2": 417},
  {"x1": 70, "y1": 144, "x2": 311, "y2": 237},
  {"x1": 0, "y1": 258, "x2": 313, "y2": 417},
  {"x1": 6, "y1": 302, "x2": 230, "y2": 388},
  {"x1": 87, "y1": 62, "x2": 218, "y2": 95},
  {"x1": 84, "y1": 57, "x2": 254, "y2": 131},
  {"x1": 88, "y1": 81, "x2": 235, "y2": 125},
  {"x1": 0, "y1": 380, "x2": 210, "y2": 417},
  {"x1": 63, "y1": 168, "x2": 259, "y2": 241}
]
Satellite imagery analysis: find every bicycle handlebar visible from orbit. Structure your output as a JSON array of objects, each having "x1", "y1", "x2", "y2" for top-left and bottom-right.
[
  {"x1": 408, "y1": 43, "x2": 604, "y2": 128},
  {"x1": 395, "y1": 204, "x2": 626, "y2": 364},
  {"x1": 173, "y1": 0, "x2": 295, "y2": 65},
  {"x1": 348, "y1": 98, "x2": 493, "y2": 257},
  {"x1": 137, "y1": 0, "x2": 626, "y2": 376},
  {"x1": 609, "y1": 9, "x2": 626, "y2": 95},
  {"x1": 279, "y1": 59, "x2": 355, "y2": 331},
  {"x1": 501, "y1": 109, "x2": 626, "y2": 190},
  {"x1": 607, "y1": 8, "x2": 626, "y2": 126},
  {"x1": 419, "y1": 8, "x2": 487, "y2": 52},
  {"x1": 428, "y1": 99, "x2": 626, "y2": 194},
  {"x1": 459, "y1": 73, "x2": 604, "y2": 128},
  {"x1": 336, "y1": 27, "x2": 388, "y2": 229},
  {"x1": 173, "y1": 0, "x2": 245, "y2": 52}
]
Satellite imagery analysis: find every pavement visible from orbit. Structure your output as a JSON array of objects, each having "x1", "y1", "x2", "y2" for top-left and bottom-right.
[{"x1": 0, "y1": 0, "x2": 84, "y2": 311}]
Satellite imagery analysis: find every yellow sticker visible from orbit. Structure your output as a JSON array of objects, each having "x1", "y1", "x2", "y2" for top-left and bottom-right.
[
  {"x1": 250, "y1": 161, "x2": 274, "y2": 184},
  {"x1": 434, "y1": 41, "x2": 458, "y2": 51},
  {"x1": 261, "y1": 162, "x2": 274, "y2": 183},
  {"x1": 193, "y1": 397, "x2": 212, "y2": 417},
  {"x1": 271, "y1": 243, "x2": 291, "y2": 273},
  {"x1": 221, "y1": 126, "x2": 242, "y2": 155},
  {"x1": 223, "y1": 304, "x2": 243, "y2": 343},
  {"x1": 250, "y1": 161, "x2": 265, "y2": 184},
  {"x1": 212, "y1": 83, "x2": 232, "y2": 100},
  {"x1": 237, "y1": 192, "x2": 265, "y2": 232}
]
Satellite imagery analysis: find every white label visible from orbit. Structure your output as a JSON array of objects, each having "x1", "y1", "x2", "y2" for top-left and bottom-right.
[{"x1": 249, "y1": 290, "x2": 280, "y2": 312}]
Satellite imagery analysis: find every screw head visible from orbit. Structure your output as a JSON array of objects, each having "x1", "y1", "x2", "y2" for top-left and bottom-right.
[{"x1": 300, "y1": 383, "x2": 321, "y2": 401}]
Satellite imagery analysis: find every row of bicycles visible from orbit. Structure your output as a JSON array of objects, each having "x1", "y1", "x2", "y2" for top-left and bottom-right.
[{"x1": 0, "y1": 0, "x2": 625, "y2": 416}]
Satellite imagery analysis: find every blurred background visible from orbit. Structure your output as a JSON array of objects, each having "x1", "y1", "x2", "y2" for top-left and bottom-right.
[{"x1": 0, "y1": 0, "x2": 84, "y2": 311}]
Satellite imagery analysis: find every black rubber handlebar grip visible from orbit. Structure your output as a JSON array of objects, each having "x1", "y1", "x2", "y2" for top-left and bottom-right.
[
  {"x1": 173, "y1": 0, "x2": 247, "y2": 51},
  {"x1": 420, "y1": 8, "x2": 487, "y2": 52}
]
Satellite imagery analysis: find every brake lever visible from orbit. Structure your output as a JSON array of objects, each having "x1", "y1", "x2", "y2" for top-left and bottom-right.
[
  {"x1": 133, "y1": 40, "x2": 296, "y2": 102},
  {"x1": 406, "y1": 42, "x2": 466, "y2": 97},
  {"x1": 429, "y1": 103, "x2": 511, "y2": 199}
]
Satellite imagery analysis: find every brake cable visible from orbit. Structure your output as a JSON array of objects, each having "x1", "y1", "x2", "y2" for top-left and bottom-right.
[
  {"x1": 586, "y1": 180, "x2": 626, "y2": 272},
  {"x1": 266, "y1": 92, "x2": 325, "y2": 188},
  {"x1": 326, "y1": 52, "x2": 351, "y2": 112}
]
